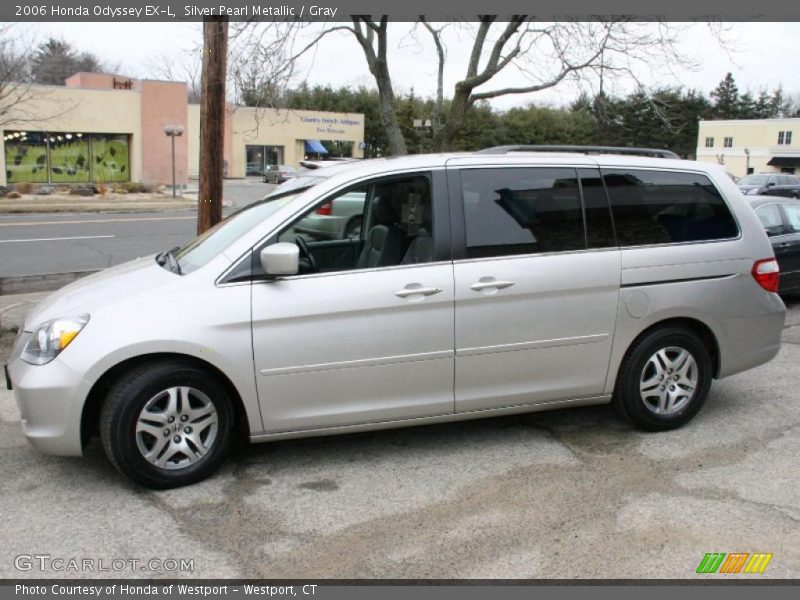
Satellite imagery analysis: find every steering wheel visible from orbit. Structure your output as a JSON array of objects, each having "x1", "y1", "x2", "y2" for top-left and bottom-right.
[{"x1": 295, "y1": 236, "x2": 318, "y2": 272}]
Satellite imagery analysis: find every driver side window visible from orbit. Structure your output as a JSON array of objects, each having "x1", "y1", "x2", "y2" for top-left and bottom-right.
[
  {"x1": 278, "y1": 186, "x2": 368, "y2": 244},
  {"x1": 267, "y1": 173, "x2": 435, "y2": 276}
]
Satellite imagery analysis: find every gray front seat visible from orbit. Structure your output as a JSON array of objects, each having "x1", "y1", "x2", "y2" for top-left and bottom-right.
[{"x1": 356, "y1": 195, "x2": 405, "y2": 269}]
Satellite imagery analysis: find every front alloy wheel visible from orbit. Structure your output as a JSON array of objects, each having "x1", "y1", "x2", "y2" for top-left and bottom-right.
[
  {"x1": 135, "y1": 386, "x2": 219, "y2": 470},
  {"x1": 100, "y1": 360, "x2": 234, "y2": 488}
]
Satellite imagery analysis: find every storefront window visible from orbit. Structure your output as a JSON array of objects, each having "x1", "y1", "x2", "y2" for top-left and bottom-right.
[
  {"x1": 92, "y1": 134, "x2": 130, "y2": 182},
  {"x1": 2, "y1": 130, "x2": 130, "y2": 184},
  {"x1": 49, "y1": 133, "x2": 90, "y2": 183},
  {"x1": 4, "y1": 131, "x2": 49, "y2": 183},
  {"x1": 246, "y1": 144, "x2": 284, "y2": 175}
]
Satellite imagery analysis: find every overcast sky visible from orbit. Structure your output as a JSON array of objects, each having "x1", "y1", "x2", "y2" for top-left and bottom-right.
[{"x1": 14, "y1": 21, "x2": 800, "y2": 110}]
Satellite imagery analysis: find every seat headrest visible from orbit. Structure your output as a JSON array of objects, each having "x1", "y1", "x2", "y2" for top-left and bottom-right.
[
  {"x1": 400, "y1": 192, "x2": 432, "y2": 233},
  {"x1": 371, "y1": 195, "x2": 397, "y2": 226}
]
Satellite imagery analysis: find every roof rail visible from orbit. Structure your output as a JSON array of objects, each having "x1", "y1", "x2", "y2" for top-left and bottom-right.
[{"x1": 475, "y1": 145, "x2": 680, "y2": 159}]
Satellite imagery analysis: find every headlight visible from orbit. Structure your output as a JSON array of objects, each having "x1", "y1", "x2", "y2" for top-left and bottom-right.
[
  {"x1": 21, "y1": 315, "x2": 90, "y2": 365},
  {"x1": 745, "y1": 188, "x2": 759, "y2": 195}
]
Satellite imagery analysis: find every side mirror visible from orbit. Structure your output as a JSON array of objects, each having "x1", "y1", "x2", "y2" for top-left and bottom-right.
[
  {"x1": 260, "y1": 243, "x2": 299, "y2": 276},
  {"x1": 767, "y1": 181, "x2": 776, "y2": 187}
]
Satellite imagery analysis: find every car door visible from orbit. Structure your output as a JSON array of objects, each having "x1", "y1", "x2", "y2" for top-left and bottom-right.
[
  {"x1": 789, "y1": 176, "x2": 800, "y2": 198},
  {"x1": 777, "y1": 202, "x2": 800, "y2": 290},
  {"x1": 449, "y1": 165, "x2": 621, "y2": 412},
  {"x1": 754, "y1": 202, "x2": 794, "y2": 290},
  {"x1": 773, "y1": 176, "x2": 791, "y2": 198},
  {"x1": 251, "y1": 171, "x2": 456, "y2": 433}
]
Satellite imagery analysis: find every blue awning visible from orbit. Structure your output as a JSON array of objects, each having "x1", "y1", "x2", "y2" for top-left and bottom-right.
[{"x1": 304, "y1": 139, "x2": 328, "y2": 154}]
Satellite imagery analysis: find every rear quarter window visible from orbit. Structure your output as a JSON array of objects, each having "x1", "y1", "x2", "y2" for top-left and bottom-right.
[{"x1": 602, "y1": 169, "x2": 739, "y2": 246}]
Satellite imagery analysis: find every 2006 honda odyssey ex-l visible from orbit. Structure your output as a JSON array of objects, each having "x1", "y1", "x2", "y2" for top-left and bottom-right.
[{"x1": 5, "y1": 146, "x2": 786, "y2": 488}]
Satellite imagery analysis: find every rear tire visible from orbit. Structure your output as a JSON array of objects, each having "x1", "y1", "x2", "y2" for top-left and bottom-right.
[
  {"x1": 100, "y1": 360, "x2": 234, "y2": 489},
  {"x1": 612, "y1": 327, "x2": 712, "y2": 431}
]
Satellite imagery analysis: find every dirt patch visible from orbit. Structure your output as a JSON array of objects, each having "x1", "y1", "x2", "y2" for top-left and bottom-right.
[{"x1": 0, "y1": 328, "x2": 17, "y2": 364}]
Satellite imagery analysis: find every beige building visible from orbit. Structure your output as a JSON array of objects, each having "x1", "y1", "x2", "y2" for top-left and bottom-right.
[
  {"x1": 2, "y1": 72, "x2": 364, "y2": 188},
  {"x1": 186, "y1": 104, "x2": 365, "y2": 179},
  {"x1": 695, "y1": 118, "x2": 800, "y2": 178}
]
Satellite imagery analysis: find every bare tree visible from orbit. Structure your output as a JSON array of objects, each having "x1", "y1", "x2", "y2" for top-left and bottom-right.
[
  {"x1": 231, "y1": 18, "x2": 726, "y2": 155},
  {"x1": 418, "y1": 18, "x2": 711, "y2": 150},
  {"x1": 147, "y1": 51, "x2": 203, "y2": 102},
  {"x1": 785, "y1": 93, "x2": 800, "y2": 118},
  {"x1": 347, "y1": 17, "x2": 407, "y2": 155},
  {"x1": 228, "y1": 18, "x2": 408, "y2": 155},
  {"x1": 0, "y1": 24, "x2": 35, "y2": 128}
]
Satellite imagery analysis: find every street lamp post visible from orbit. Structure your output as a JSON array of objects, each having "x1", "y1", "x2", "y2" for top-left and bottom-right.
[
  {"x1": 164, "y1": 125, "x2": 185, "y2": 198},
  {"x1": 413, "y1": 119, "x2": 432, "y2": 154}
]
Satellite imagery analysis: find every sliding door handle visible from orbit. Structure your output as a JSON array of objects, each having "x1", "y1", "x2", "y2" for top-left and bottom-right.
[{"x1": 470, "y1": 279, "x2": 516, "y2": 292}]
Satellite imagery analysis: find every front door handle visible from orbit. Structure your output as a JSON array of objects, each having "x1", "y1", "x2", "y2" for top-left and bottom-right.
[
  {"x1": 395, "y1": 285, "x2": 443, "y2": 298},
  {"x1": 470, "y1": 278, "x2": 516, "y2": 292}
]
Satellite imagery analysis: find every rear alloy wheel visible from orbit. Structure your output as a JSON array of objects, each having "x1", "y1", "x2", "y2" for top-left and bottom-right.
[
  {"x1": 639, "y1": 346, "x2": 699, "y2": 416},
  {"x1": 100, "y1": 361, "x2": 234, "y2": 488},
  {"x1": 613, "y1": 327, "x2": 712, "y2": 431}
]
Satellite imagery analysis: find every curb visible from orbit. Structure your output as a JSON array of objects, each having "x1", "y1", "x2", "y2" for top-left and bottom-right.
[
  {"x1": 0, "y1": 203, "x2": 196, "y2": 215},
  {"x1": 0, "y1": 270, "x2": 98, "y2": 295}
]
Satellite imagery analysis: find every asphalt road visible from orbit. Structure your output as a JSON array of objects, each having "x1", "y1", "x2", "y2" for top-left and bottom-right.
[
  {"x1": 0, "y1": 297, "x2": 799, "y2": 579},
  {"x1": 0, "y1": 179, "x2": 272, "y2": 278}
]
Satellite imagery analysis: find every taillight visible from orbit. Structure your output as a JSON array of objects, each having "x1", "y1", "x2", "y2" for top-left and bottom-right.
[
  {"x1": 316, "y1": 202, "x2": 333, "y2": 216},
  {"x1": 752, "y1": 258, "x2": 780, "y2": 293}
]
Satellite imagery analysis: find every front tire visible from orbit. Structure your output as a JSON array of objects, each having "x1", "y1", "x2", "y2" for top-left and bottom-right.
[
  {"x1": 100, "y1": 360, "x2": 234, "y2": 489},
  {"x1": 613, "y1": 327, "x2": 713, "y2": 431}
]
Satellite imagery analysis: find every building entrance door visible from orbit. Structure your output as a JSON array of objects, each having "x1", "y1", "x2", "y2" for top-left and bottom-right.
[{"x1": 246, "y1": 145, "x2": 284, "y2": 176}]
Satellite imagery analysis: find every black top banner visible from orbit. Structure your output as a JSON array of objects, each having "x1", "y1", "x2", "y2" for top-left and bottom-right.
[{"x1": 2, "y1": 0, "x2": 800, "y2": 22}]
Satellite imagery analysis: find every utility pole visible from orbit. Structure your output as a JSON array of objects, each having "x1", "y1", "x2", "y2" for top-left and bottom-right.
[{"x1": 197, "y1": 15, "x2": 228, "y2": 234}]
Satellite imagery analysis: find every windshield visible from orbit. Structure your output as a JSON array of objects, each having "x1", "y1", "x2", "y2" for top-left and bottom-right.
[
  {"x1": 739, "y1": 175, "x2": 770, "y2": 185},
  {"x1": 170, "y1": 165, "x2": 351, "y2": 273},
  {"x1": 265, "y1": 174, "x2": 326, "y2": 198},
  {"x1": 174, "y1": 195, "x2": 294, "y2": 274}
]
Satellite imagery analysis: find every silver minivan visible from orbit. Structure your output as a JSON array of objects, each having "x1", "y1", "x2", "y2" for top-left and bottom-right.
[{"x1": 5, "y1": 147, "x2": 786, "y2": 488}]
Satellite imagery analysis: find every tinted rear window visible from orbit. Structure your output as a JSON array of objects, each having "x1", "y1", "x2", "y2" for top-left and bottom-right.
[
  {"x1": 460, "y1": 168, "x2": 586, "y2": 258},
  {"x1": 602, "y1": 169, "x2": 739, "y2": 246}
]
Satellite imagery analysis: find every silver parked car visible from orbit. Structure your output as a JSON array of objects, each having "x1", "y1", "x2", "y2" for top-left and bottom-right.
[
  {"x1": 263, "y1": 164, "x2": 298, "y2": 184},
  {"x1": 5, "y1": 146, "x2": 786, "y2": 488},
  {"x1": 294, "y1": 190, "x2": 367, "y2": 239}
]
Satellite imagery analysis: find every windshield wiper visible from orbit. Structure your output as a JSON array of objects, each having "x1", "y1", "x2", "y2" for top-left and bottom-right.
[{"x1": 156, "y1": 246, "x2": 183, "y2": 274}]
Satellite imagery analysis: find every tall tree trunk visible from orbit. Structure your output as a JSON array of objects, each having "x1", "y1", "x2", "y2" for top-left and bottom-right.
[
  {"x1": 374, "y1": 64, "x2": 407, "y2": 156},
  {"x1": 197, "y1": 16, "x2": 228, "y2": 234},
  {"x1": 350, "y1": 17, "x2": 407, "y2": 156},
  {"x1": 433, "y1": 84, "x2": 470, "y2": 152}
]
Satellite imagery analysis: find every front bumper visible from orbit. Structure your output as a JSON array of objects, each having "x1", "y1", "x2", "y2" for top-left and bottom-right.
[{"x1": 6, "y1": 332, "x2": 88, "y2": 456}]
